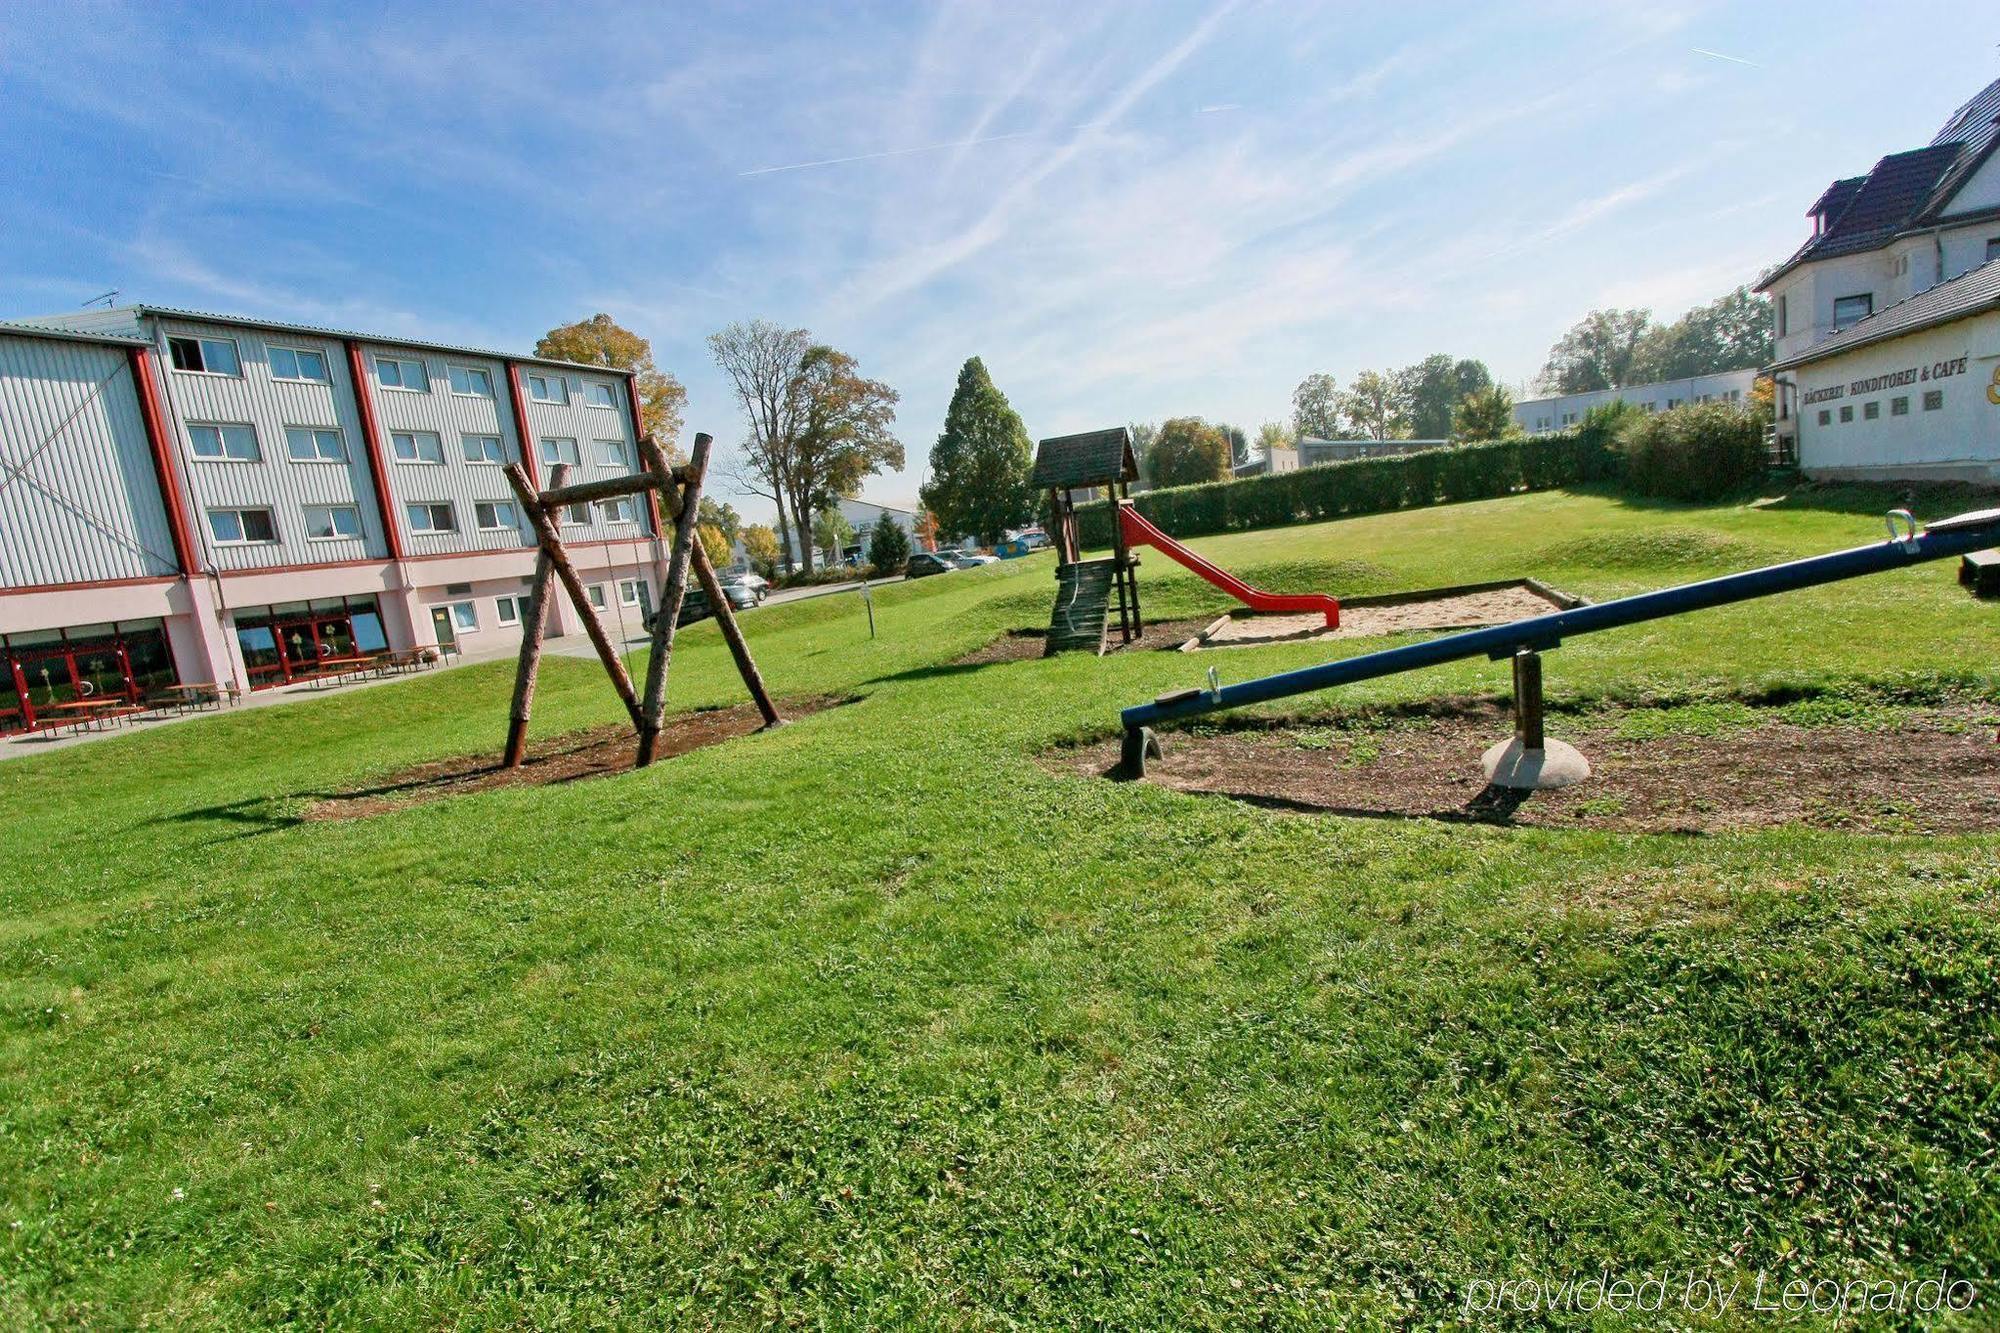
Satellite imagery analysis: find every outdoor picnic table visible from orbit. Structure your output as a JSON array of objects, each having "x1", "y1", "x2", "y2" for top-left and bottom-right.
[
  {"x1": 160, "y1": 682, "x2": 229, "y2": 711},
  {"x1": 304, "y1": 655, "x2": 380, "y2": 687},
  {"x1": 40, "y1": 698, "x2": 127, "y2": 733}
]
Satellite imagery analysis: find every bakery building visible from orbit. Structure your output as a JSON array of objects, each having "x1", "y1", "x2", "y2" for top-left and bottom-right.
[{"x1": 1769, "y1": 261, "x2": 2000, "y2": 481}]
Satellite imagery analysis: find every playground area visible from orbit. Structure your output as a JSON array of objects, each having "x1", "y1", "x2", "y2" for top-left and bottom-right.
[
  {"x1": 5, "y1": 481, "x2": 1999, "y2": 1324},
  {"x1": 1053, "y1": 691, "x2": 2000, "y2": 834}
]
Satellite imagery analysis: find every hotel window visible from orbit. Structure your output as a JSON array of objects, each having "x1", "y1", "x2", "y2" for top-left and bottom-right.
[
  {"x1": 1832, "y1": 293, "x2": 1873, "y2": 326},
  {"x1": 474, "y1": 500, "x2": 520, "y2": 531},
  {"x1": 494, "y1": 594, "x2": 527, "y2": 627},
  {"x1": 1891, "y1": 396, "x2": 1910, "y2": 416},
  {"x1": 599, "y1": 438, "x2": 633, "y2": 468},
  {"x1": 391, "y1": 430, "x2": 444, "y2": 463},
  {"x1": 600, "y1": 497, "x2": 636, "y2": 524},
  {"x1": 168, "y1": 335, "x2": 242, "y2": 376},
  {"x1": 448, "y1": 365, "x2": 495, "y2": 397},
  {"x1": 376, "y1": 356, "x2": 428, "y2": 391},
  {"x1": 585, "y1": 381, "x2": 617, "y2": 409},
  {"x1": 561, "y1": 501, "x2": 591, "y2": 526},
  {"x1": 207, "y1": 507, "x2": 276, "y2": 544},
  {"x1": 586, "y1": 583, "x2": 608, "y2": 611},
  {"x1": 1776, "y1": 294, "x2": 1788, "y2": 338},
  {"x1": 1924, "y1": 390, "x2": 1944, "y2": 411},
  {"x1": 618, "y1": 578, "x2": 642, "y2": 607},
  {"x1": 528, "y1": 373, "x2": 567, "y2": 404},
  {"x1": 407, "y1": 501, "x2": 457, "y2": 533},
  {"x1": 302, "y1": 504, "x2": 361, "y2": 541},
  {"x1": 1987, "y1": 237, "x2": 2000, "y2": 263},
  {"x1": 461, "y1": 434, "x2": 508, "y2": 464},
  {"x1": 1817, "y1": 409, "x2": 1832, "y2": 426},
  {"x1": 268, "y1": 346, "x2": 330, "y2": 382},
  {"x1": 1863, "y1": 401, "x2": 1880, "y2": 420},
  {"x1": 540, "y1": 436, "x2": 581, "y2": 467},
  {"x1": 1839, "y1": 405, "x2": 1854, "y2": 423},
  {"x1": 188, "y1": 422, "x2": 261, "y2": 461},
  {"x1": 284, "y1": 426, "x2": 346, "y2": 462},
  {"x1": 446, "y1": 601, "x2": 478, "y2": 633}
]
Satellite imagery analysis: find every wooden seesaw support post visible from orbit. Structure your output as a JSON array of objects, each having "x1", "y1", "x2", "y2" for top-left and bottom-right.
[{"x1": 500, "y1": 430, "x2": 782, "y2": 770}]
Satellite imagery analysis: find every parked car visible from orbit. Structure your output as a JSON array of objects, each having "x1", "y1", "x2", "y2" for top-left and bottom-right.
[
  {"x1": 906, "y1": 551, "x2": 958, "y2": 579},
  {"x1": 952, "y1": 552, "x2": 1000, "y2": 569},
  {"x1": 645, "y1": 581, "x2": 758, "y2": 631},
  {"x1": 719, "y1": 570, "x2": 767, "y2": 603}
]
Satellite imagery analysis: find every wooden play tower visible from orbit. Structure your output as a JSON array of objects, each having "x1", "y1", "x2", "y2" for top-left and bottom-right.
[{"x1": 1031, "y1": 427, "x2": 1141, "y2": 655}]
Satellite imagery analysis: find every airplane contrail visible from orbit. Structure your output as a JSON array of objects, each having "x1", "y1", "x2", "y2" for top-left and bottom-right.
[
  {"x1": 739, "y1": 129, "x2": 1039, "y2": 177},
  {"x1": 1692, "y1": 47, "x2": 1760, "y2": 68}
]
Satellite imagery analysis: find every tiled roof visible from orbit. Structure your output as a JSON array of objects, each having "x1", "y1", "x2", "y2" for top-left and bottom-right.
[
  {"x1": 1030, "y1": 427, "x2": 1138, "y2": 489},
  {"x1": 1760, "y1": 76, "x2": 2000, "y2": 289},
  {"x1": 1770, "y1": 258, "x2": 2000, "y2": 370},
  {"x1": 8, "y1": 305, "x2": 635, "y2": 377},
  {"x1": 1918, "y1": 76, "x2": 2000, "y2": 224}
]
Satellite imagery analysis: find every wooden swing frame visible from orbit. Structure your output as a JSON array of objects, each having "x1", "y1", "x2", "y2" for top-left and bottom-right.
[{"x1": 500, "y1": 430, "x2": 782, "y2": 769}]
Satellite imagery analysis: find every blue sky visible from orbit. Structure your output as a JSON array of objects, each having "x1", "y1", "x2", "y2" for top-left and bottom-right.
[{"x1": 2, "y1": 2, "x2": 1995, "y2": 521}]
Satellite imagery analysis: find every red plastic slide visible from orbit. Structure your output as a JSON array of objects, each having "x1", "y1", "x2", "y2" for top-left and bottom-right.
[{"x1": 1119, "y1": 504, "x2": 1340, "y2": 628}]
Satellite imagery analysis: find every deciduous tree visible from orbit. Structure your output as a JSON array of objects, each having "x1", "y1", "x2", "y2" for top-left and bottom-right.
[
  {"x1": 1291, "y1": 373, "x2": 1345, "y2": 439},
  {"x1": 812, "y1": 507, "x2": 855, "y2": 563},
  {"x1": 1398, "y1": 354, "x2": 1495, "y2": 438},
  {"x1": 1147, "y1": 417, "x2": 1232, "y2": 488},
  {"x1": 1453, "y1": 384, "x2": 1518, "y2": 441},
  {"x1": 741, "y1": 524, "x2": 780, "y2": 578},
  {"x1": 709, "y1": 320, "x2": 811, "y2": 573},
  {"x1": 1342, "y1": 369, "x2": 1409, "y2": 440},
  {"x1": 920, "y1": 357, "x2": 1035, "y2": 546},
  {"x1": 697, "y1": 522, "x2": 730, "y2": 568},
  {"x1": 537, "y1": 314, "x2": 687, "y2": 457},
  {"x1": 786, "y1": 346, "x2": 903, "y2": 573},
  {"x1": 1537, "y1": 309, "x2": 1653, "y2": 393},
  {"x1": 1256, "y1": 421, "x2": 1291, "y2": 458}
]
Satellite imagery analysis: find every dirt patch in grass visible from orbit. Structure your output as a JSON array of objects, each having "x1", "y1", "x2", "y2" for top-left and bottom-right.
[
  {"x1": 1056, "y1": 700, "x2": 2000, "y2": 834},
  {"x1": 953, "y1": 618, "x2": 1218, "y2": 665},
  {"x1": 306, "y1": 696, "x2": 851, "y2": 820},
  {"x1": 1197, "y1": 581, "x2": 1573, "y2": 648}
]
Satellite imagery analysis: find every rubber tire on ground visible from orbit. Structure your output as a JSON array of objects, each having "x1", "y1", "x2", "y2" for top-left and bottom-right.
[{"x1": 1119, "y1": 726, "x2": 1163, "y2": 778}]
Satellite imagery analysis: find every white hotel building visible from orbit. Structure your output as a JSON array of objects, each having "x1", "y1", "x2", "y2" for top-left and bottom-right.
[
  {"x1": 1760, "y1": 77, "x2": 2000, "y2": 478},
  {"x1": 0, "y1": 306, "x2": 669, "y2": 734}
]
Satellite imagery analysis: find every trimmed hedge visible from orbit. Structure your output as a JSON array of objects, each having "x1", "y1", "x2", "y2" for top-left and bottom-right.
[{"x1": 1076, "y1": 430, "x2": 1615, "y2": 546}]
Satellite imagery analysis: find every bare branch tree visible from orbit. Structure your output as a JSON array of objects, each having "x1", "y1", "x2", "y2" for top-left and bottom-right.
[{"x1": 708, "y1": 320, "x2": 810, "y2": 574}]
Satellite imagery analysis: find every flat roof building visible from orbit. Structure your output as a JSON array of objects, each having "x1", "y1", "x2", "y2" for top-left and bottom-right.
[
  {"x1": 0, "y1": 306, "x2": 668, "y2": 733},
  {"x1": 1513, "y1": 370, "x2": 1757, "y2": 435}
]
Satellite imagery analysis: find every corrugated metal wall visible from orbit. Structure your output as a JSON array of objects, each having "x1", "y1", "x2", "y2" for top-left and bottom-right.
[
  {"x1": 358, "y1": 342, "x2": 537, "y2": 557},
  {"x1": 150, "y1": 316, "x2": 390, "y2": 572},
  {"x1": 0, "y1": 334, "x2": 180, "y2": 589},
  {"x1": 519, "y1": 368, "x2": 656, "y2": 545}
]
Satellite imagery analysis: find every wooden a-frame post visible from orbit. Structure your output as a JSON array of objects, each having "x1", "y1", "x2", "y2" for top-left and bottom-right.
[{"x1": 500, "y1": 428, "x2": 781, "y2": 769}]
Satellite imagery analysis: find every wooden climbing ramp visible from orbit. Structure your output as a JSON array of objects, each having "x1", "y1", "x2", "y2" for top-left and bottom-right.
[{"x1": 1046, "y1": 557, "x2": 1117, "y2": 655}]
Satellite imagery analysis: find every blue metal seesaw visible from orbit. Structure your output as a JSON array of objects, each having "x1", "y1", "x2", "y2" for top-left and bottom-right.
[{"x1": 1116, "y1": 508, "x2": 2000, "y2": 787}]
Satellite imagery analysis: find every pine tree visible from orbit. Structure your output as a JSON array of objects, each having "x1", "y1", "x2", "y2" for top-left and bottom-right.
[
  {"x1": 868, "y1": 510, "x2": 911, "y2": 574},
  {"x1": 920, "y1": 357, "x2": 1035, "y2": 546}
]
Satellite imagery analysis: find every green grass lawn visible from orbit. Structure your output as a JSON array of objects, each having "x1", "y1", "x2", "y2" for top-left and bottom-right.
[{"x1": 4, "y1": 484, "x2": 1998, "y2": 1326}]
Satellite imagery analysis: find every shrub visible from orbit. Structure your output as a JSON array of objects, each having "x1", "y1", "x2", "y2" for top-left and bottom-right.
[
  {"x1": 1615, "y1": 402, "x2": 1766, "y2": 503},
  {"x1": 1076, "y1": 430, "x2": 1614, "y2": 545}
]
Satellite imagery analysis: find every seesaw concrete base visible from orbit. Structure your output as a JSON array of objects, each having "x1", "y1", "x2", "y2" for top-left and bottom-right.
[{"x1": 1481, "y1": 736, "x2": 1591, "y2": 790}]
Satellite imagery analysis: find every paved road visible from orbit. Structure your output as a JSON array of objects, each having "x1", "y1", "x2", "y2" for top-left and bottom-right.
[{"x1": 761, "y1": 574, "x2": 907, "y2": 606}]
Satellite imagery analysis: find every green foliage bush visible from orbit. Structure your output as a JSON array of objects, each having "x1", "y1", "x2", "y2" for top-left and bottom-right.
[
  {"x1": 1076, "y1": 431, "x2": 1615, "y2": 545},
  {"x1": 1615, "y1": 402, "x2": 1767, "y2": 503}
]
